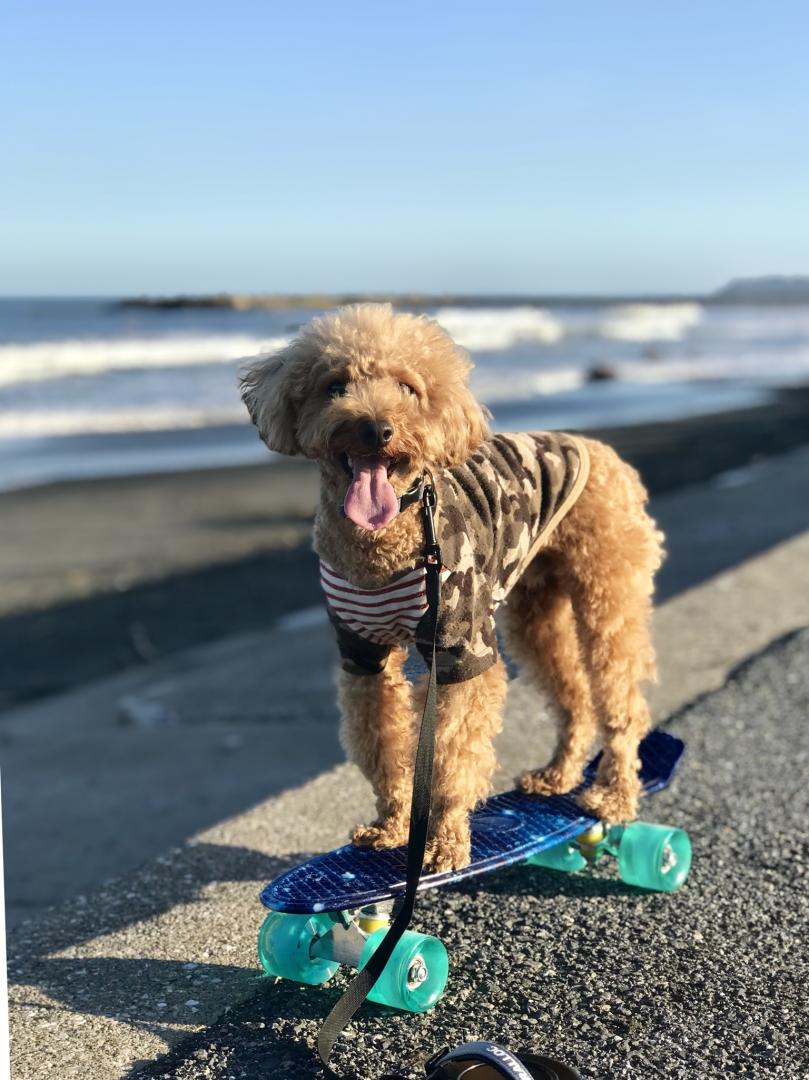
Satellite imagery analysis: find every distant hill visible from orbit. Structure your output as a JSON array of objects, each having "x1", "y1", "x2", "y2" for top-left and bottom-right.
[{"x1": 714, "y1": 276, "x2": 809, "y2": 302}]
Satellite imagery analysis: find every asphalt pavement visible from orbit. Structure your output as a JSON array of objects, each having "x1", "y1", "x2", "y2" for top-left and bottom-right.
[
  {"x1": 8, "y1": 450, "x2": 809, "y2": 1079},
  {"x1": 124, "y1": 628, "x2": 809, "y2": 1079},
  {"x1": 7, "y1": 444, "x2": 809, "y2": 930}
]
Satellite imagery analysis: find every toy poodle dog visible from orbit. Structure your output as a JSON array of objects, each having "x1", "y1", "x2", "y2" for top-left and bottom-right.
[{"x1": 240, "y1": 304, "x2": 664, "y2": 872}]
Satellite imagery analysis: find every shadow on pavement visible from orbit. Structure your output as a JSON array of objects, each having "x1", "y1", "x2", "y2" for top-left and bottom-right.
[
  {"x1": 8, "y1": 843, "x2": 317, "y2": 1028},
  {"x1": 122, "y1": 977, "x2": 347, "y2": 1080},
  {"x1": 0, "y1": 544, "x2": 321, "y2": 708}
]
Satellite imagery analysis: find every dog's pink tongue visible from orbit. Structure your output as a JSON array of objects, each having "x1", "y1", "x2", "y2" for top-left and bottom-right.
[{"x1": 344, "y1": 457, "x2": 398, "y2": 530}]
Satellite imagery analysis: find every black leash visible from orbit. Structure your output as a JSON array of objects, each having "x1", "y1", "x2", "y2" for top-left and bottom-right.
[{"x1": 317, "y1": 480, "x2": 442, "y2": 1080}]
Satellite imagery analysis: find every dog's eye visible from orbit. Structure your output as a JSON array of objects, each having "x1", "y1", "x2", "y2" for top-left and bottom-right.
[
  {"x1": 327, "y1": 380, "x2": 347, "y2": 398},
  {"x1": 399, "y1": 381, "x2": 416, "y2": 397}
]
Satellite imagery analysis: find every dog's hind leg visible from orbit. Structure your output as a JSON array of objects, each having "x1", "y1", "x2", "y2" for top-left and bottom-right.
[
  {"x1": 339, "y1": 646, "x2": 415, "y2": 848},
  {"x1": 504, "y1": 554, "x2": 598, "y2": 796},
  {"x1": 553, "y1": 440, "x2": 664, "y2": 823}
]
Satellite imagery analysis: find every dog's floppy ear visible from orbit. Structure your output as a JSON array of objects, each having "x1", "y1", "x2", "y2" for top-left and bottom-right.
[
  {"x1": 239, "y1": 349, "x2": 300, "y2": 455},
  {"x1": 438, "y1": 385, "x2": 491, "y2": 466}
]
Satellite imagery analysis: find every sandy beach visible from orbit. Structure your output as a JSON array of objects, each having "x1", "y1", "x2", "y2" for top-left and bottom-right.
[{"x1": 3, "y1": 384, "x2": 809, "y2": 709}]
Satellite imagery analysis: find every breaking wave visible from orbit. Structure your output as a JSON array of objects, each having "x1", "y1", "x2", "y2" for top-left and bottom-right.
[
  {"x1": 0, "y1": 334, "x2": 289, "y2": 388},
  {"x1": 0, "y1": 304, "x2": 707, "y2": 391},
  {"x1": 472, "y1": 366, "x2": 586, "y2": 402},
  {"x1": 0, "y1": 407, "x2": 248, "y2": 439},
  {"x1": 614, "y1": 347, "x2": 809, "y2": 384},
  {"x1": 600, "y1": 302, "x2": 703, "y2": 342},
  {"x1": 434, "y1": 307, "x2": 566, "y2": 350},
  {"x1": 433, "y1": 302, "x2": 704, "y2": 350}
]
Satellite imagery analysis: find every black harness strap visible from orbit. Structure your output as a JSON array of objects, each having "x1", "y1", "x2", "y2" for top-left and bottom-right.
[{"x1": 317, "y1": 481, "x2": 442, "y2": 1080}]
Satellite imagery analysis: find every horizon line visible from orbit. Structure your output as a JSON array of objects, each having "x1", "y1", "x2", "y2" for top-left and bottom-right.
[{"x1": 0, "y1": 289, "x2": 717, "y2": 302}]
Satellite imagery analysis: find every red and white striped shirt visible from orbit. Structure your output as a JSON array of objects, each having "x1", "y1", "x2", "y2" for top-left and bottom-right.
[{"x1": 319, "y1": 561, "x2": 440, "y2": 646}]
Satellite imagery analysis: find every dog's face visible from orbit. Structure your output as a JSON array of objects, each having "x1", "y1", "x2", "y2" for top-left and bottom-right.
[{"x1": 240, "y1": 304, "x2": 489, "y2": 530}]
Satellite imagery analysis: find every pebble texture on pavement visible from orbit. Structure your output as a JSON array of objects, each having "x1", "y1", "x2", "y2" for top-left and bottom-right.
[{"x1": 125, "y1": 628, "x2": 809, "y2": 1080}]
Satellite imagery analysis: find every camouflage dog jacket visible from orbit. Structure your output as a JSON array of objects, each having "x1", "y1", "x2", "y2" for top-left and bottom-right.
[{"x1": 323, "y1": 432, "x2": 590, "y2": 684}]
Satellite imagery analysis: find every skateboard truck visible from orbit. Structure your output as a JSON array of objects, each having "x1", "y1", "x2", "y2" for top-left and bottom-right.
[
  {"x1": 357, "y1": 901, "x2": 391, "y2": 934},
  {"x1": 303, "y1": 901, "x2": 439, "y2": 1003},
  {"x1": 576, "y1": 822, "x2": 606, "y2": 862},
  {"x1": 303, "y1": 900, "x2": 436, "y2": 994},
  {"x1": 308, "y1": 911, "x2": 434, "y2": 1000},
  {"x1": 310, "y1": 914, "x2": 367, "y2": 968}
]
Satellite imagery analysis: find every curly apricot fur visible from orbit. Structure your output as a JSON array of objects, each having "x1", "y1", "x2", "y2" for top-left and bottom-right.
[{"x1": 241, "y1": 306, "x2": 664, "y2": 870}]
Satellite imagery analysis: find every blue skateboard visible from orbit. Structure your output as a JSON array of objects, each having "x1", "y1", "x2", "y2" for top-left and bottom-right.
[{"x1": 257, "y1": 729, "x2": 691, "y2": 1013}]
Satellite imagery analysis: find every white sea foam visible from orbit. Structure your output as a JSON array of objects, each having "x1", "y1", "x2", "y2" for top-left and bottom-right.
[
  {"x1": 708, "y1": 309, "x2": 809, "y2": 340},
  {"x1": 434, "y1": 302, "x2": 703, "y2": 350},
  {"x1": 0, "y1": 406, "x2": 248, "y2": 439},
  {"x1": 4, "y1": 303, "x2": 809, "y2": 453},
  {"x1": 0, "y1": 367, "x2": 585, "y2": 439},
  {"x1": 0, "y1": 334, "x2": 289, "y2": 388},
  {"x1": 472, "y1": 366, "x2": 586, "y2": 402},
  {"x1": 600, "y1": 303, "x2": 703, "y2": 342},
  {"x1": 615, "y1": 347, "x2": 809, "y2": 384},
  {"x1": 434, "y1": 307, "x2": 565, "y2": 351},
  {"x1": 6, "y1": 348, "x2": 807, "y2": 442}
]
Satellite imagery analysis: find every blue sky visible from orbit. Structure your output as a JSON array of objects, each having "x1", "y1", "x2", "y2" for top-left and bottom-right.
[{"x1": 3, "y1": 2, "x2": 808, "y2": 295}]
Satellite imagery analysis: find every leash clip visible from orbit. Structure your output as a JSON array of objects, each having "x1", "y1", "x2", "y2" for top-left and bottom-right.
[{"x1": 421, "y1": 483, "x2": 440, "y2": 562}]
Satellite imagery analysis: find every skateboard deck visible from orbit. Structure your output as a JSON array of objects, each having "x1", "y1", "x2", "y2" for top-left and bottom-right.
[{"x1": 261, "y1": 729, "x2": 685, "y2": 915}]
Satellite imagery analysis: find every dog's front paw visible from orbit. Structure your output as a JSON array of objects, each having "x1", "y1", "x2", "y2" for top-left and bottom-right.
[
  {"x1": 423, "y1": 820, "x2": 471, "y2": 874},
  {"x1": 519, "y1": 763, "x2": 583, "y2": 797},
  {"x1": 576, "y1": 782, "x2": 639, "y2": 823},
  {"x1": 351, "y1": 816, "x2": 409, "y2": 850}
]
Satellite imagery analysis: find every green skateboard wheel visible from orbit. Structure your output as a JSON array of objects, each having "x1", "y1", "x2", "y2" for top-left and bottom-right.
[
  {"x1": 617, "y1": 822, "x2": 692, "y2": 892},
  {"x1": 359, "y1": 928, "x2": 448, "y2": 1012},
  {"x1": 526, "y1": 841, "x2": 587, "y2": 872},
  {"x1": 257, "y1": 911, "x2": 339, "y2": 985}
]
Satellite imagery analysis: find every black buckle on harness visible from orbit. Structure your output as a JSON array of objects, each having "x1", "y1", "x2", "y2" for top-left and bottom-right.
[{"x1": 398, "y1": 474, "x2": 426, "y2": 513}]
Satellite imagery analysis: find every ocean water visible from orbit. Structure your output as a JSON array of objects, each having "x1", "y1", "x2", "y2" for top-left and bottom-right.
[{"x1": 1, "y1": 297, "x2": 808, "y2": 492}]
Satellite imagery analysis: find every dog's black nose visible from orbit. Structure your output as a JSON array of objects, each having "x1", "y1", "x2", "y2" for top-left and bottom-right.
[{"x1": 361, "y1": 420, "x2": 394, "y2": 450}]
